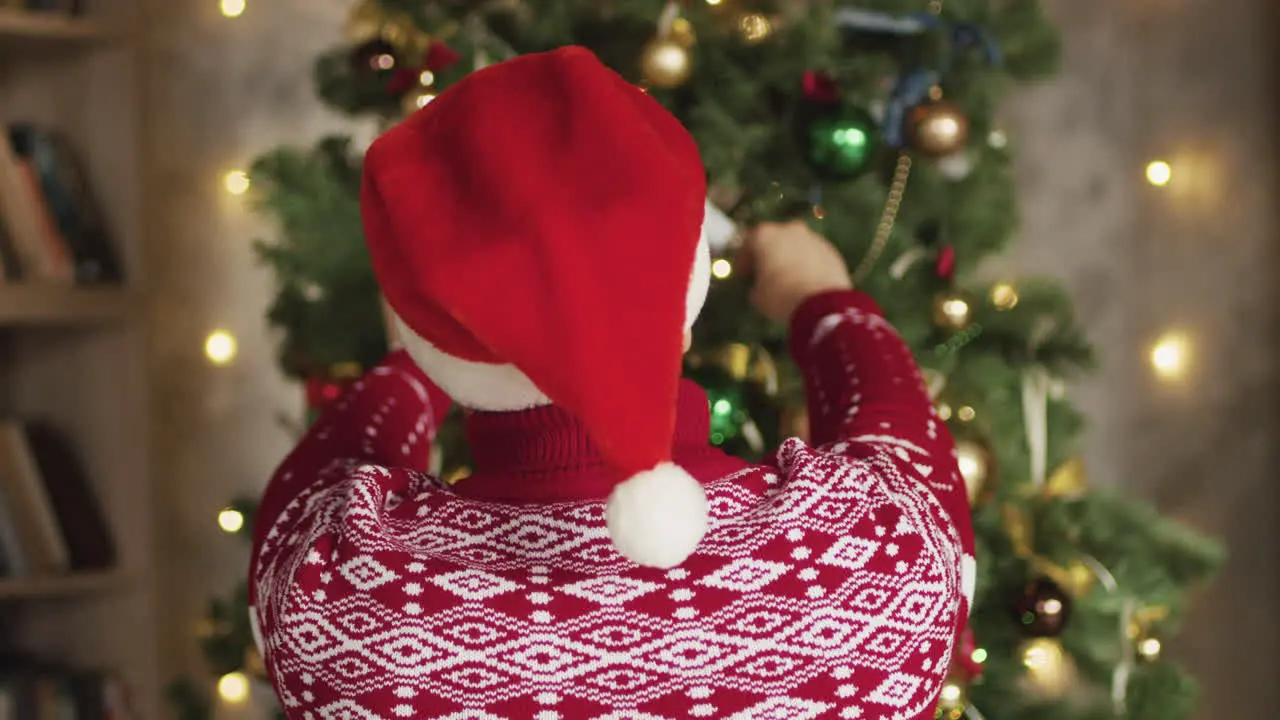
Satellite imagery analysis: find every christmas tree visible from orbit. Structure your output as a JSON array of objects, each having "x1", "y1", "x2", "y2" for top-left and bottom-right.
[{"x1": 177, "y1": 1, "x2": 1224, "y2": 718}]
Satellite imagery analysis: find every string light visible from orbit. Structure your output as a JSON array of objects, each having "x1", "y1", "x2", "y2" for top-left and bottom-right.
[
  {"x1": 1145, "y1": 160, "x2": 1172, "y2": 187},
  {"x1": 957, "y1": 405, "x2": 976, "y2": 422},
  {"x1": 219, "y1": 0, "x2": 245, "y2": 17},
  {"x1": 224, "y1": 170, "x2": 250, "y2": 195},
  {"x1": 990, "y1": 282, "x2": 1018, "y2": 310},
  {"x1": 705, "y1": 0, "x2": 723, "y2": 5},
  {"x1": 711, "y1": 258, "x2": 733, "y2": 279},
  {"x1": 939, "y1": 681, "x2": 963, "y2": 705},
  {"x1": 205, "y1": 330, "x2": 239, "y2": 366},
  {"x1": 1137, "y1": 637, "x2": 1162, "y2": 660},
  {"x1": 217, "y1": 672, "x2": 250, "y2": 703},
  {"x1": 987, "y1": 129, "x2": 1008, "y2": 148},
  {"x1": 971, "y1": 647, "x2": 988, "y2": 664},
  {"x1": 218, "y1": 508, "x2": 245, "y2": 533},
  {"x1": 1150, "y1": 330, "x2": 1190, "y2": 381}
]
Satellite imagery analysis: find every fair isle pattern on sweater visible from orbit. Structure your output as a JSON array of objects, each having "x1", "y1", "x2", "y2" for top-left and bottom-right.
[{"x1": 252, "y1": 297, "x2": 973, "y2": 720}]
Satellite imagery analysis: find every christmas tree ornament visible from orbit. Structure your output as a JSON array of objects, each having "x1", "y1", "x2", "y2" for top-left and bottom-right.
[
  {"x1": 1044, "y1": 456, "x2": 1088, "y2": 498},
  {"x1": 1019, "y1": 637, "x2": 1075, "y2": 698},
  {"x1": 704, "y1": 380, "x2": 749, "y2": 446},
  {"x1": 954, "y1": 438, "x2": 994, "y2": 503},
  {"x1": 670, "y1": 16, "x2": 697, "y2": 46},
  {"x1": 907, "y1": 100, "x2": 970, "y2": 157},
  {"x1": 1015, "y1": 577, "x2": 1072, "y2": 637},
  {"x1": 802, "y1": 105, "x2": 879, "y2": 181},
  {"x1": 641, "y1": 36, "x2": 693, "y2": 88},
  {"x1": 989, "y1": 282, "x2": 1018, "y2": 310},
  {"x1": 801, "y1": 70, "x2": 839, "y2": 104},
  {"x1": 932, "y1": 290, "x2": 973, "y2": 331},
  {"x1": 305, "y1": 362, "x2": 363, "y2": 410},
  {"x1": 738, "y1": 13, "x2": 772, "y2": 43}
]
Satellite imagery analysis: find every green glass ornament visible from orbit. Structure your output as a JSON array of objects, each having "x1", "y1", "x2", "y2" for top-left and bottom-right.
[
  {"x1": 688, "y1": 366, "x2": 750, "y2": 446},
  {"x1": 706, "y1": 386, "x2": 749, "y2": 446},
  {"x1": 804, "y1": 106, "x2": 879, "y2": 181}
]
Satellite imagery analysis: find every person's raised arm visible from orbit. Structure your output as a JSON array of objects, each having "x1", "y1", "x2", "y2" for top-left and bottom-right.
[{"x1": 746, "y1": 221, "x2": 968, "y2": 516}]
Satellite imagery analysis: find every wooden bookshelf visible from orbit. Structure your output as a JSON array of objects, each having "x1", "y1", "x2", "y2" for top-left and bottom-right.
[
  {"x1": 0, "y1": 0, "x2": 156, "y2": 717},
  {"x1": 0, "y1": 8, "x2": 108, "y2": 41},
  {"x1": 0, "y1": 284, "x2": 139, "y2": 325},
  {"x1": 0, "y1": 570, "x2": 127, "y2": 601}
]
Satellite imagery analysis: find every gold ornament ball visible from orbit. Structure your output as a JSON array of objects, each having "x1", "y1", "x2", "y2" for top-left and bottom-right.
[
  {"x1": 955, "y1": 439, "x2": 993, "y2": 503},
  {"x1": 908, "y1": 100, "x2": 971, "y2": 157},
  {"x1": 641, "y1": 37, "x2": 693, "y2": 88},
  {"x1": 933, "y1": 291, "x2": 973, "y2": 331}
]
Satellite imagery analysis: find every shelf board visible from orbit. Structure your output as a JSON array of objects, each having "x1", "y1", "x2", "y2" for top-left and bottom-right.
[
  {"x1": 0, "y1": 570, "x2": 127, "y2": 601},
  {"x1": 0, "y1": 8, "x2": 107, "y2": 42},
  {"x1": 0, "y1": 283, "x2": 140, "y2": 325}
]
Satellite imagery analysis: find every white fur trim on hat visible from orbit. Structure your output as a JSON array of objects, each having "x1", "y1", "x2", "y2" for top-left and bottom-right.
[
  {"x1": 400, "y1": 230, "x2": 712, "y2": 412},
  {"x1": 605, "y1": 462, "x2": 708, "y2": 568}
]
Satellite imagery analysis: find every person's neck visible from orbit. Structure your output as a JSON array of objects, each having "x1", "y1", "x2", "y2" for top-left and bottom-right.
[{"x1": 451, "y1": 379, "x2": 748, "y2": 503}]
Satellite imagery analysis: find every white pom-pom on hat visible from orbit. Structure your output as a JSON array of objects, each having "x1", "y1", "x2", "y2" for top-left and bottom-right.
[{"x1": 605, "y1": 463, "x2": 709, "y2": 569}]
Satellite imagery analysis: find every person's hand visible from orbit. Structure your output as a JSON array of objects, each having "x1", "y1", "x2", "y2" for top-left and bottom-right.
[{"x1": 741, "y1": 220, "x2": 853, "y2": 322}]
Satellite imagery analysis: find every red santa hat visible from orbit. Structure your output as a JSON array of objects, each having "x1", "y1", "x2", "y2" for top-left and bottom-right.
[{"x1": 361, "y1": 46, "x2": 712, "y2": 569}]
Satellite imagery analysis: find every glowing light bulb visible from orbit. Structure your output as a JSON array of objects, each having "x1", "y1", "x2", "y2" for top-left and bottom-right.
[
  {"x1": 224, "y1": 170, "x2": 250, "y2": 195},
  {"x1": 971, "y1": 647, "x2": 988, "y2": 664},
  {"x1": 1138, "y1": 637, "x2": 1162, "y2": 660},
  {"x1": 990, "y1": 282, "x2": 1018, "y2": 310},
  {"x1": 218, "y1": 508, "x2": 245, "y2": 533},
  {"x1": 939, "y1": 681, "x2": 963, "y2": 704},
  {"x1": 1150, "y1": 331, "x2": 1190, "y2": 381},
  {"x1": 219, "y1": 0, "x2": 245, "y2": 17},
  {"x1": 957, "y1": 405, "x2": 976, "y2": 422},
  {"x1": 205, "y1": 330, "x2": 238, "y2": 366},
  {"x1": 217, "y1": 672, "x2": 250, "y2": 703},
  {"x1": 711, "y1": 258, "x2": 732, "y2": 279},
  {"x1": 988, "y1": 129, "x2": 1008, "y2": 148},
  {"x1": 706, "y1": 0, "x2": 723, "y2": 5},
  {"x1": 1146, "y1": 160, "x2": 1172, "y2": 186}
]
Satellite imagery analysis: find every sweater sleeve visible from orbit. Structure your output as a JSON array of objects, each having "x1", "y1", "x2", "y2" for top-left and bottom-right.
[{"x1": 787, "y1": 289, "x2": 975, "y2": 608}]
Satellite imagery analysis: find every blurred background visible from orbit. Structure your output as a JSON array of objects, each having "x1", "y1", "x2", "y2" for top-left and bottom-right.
[{"x1": 0, "y1": 0, "x2": 1275, "y2": 718}]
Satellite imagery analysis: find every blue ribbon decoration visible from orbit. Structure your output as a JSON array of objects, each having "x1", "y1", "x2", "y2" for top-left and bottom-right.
[
  {"x1": 832, "y1": 7, "x2": 1002, "y2": 67},
  {"x1": 832, "y1": 8, "x2": 942, "y2": 35}
]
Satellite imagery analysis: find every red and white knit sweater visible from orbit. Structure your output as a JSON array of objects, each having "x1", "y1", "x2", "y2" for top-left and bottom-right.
[{"x1": 250, "y1": 290, "x2": 975, "y2": 720}]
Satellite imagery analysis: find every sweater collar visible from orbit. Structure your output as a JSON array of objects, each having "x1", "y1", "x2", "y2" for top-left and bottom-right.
[{"x1": 453, "y1": 379, "x2": 740, "y2": 503}]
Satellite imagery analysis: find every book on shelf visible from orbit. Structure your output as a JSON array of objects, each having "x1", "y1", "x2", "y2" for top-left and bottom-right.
[
  {"x1": 0, "y1": 657, "x2": 134, "y2": 720},
  {"x1": 4, "y1": 0, "x2": 84, "y2": 14},
  {"x1": 0, "y1": 123, "x2": 121, "y2": 287},
  {"x1": 0, "y1": 420, "x2": 116, "y2": 581}
]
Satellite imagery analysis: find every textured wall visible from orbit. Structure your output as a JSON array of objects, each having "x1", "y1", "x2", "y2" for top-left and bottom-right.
[
  {"x1": 1005, "y1": 1, "x2": 1278, "y2": 716},
  {"x1": 142, "y1": 0, "x2": 366, "y2": 715},
  {"x1": 142, "y1": 0, "x2": 1277, "y2": 717}
]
